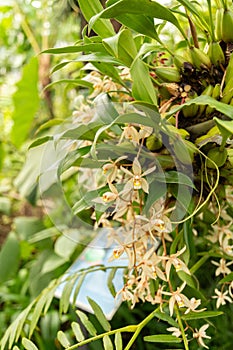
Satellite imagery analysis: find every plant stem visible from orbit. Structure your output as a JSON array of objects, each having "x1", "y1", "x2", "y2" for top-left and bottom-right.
[
  {"x1": 186, "y1": 10, "x2": 199, "y2": 48},
  {"x1": 207, "y1": 0, "x2": 215, "y2": 41},
  {"x1": 66, "y1": 325, "x2": 138, "y2": 350},
  {"x1": 124, "y1": 307, "x2": 159, "y2": 350},
  {"x1": 14, "y1": 1, "x2": 41, "y2": 55},
  {"x1": 175, "y1": 305, "x2": 189, "y2": 350}
]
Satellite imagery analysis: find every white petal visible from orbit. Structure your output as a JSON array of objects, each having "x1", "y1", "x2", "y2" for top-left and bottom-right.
[{"x1": 132, "y1": 158, "x2": 142, "y2": 175}]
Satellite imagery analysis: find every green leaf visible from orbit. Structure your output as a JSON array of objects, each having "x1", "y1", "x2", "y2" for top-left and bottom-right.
[
  {"x1": 76, "y1": 310, "x2": 97, "y2": 336},
  {"x1": 43, "y1": 43, "x2": 108, "y2": 54},
  {"x1": 41, "y1": 253, "x2": 68, "y2": 274},
  {"x1": 177, "y1": 271, "x2": 197, "y2": 289},
  {"x1": 165, "y1": 96, "x2": 233, "y2": 120},
  {"x1": 43, "y1": 280, "x2": 59, "y2": 314},
  {"x1": 0, "y1": 232, "x2": 20, "y2": 283},
  {"x1": 90, "y1": 0, "x2": 186, "y2": 37},
  {"x1": 190, "y1": 255, "x2": 209, "y2": 274},
  {"x1": 35, "y1": 119, "x2": 64, "y2": 133},
  {"x1": 213, "y1": 117, "x2": 233, "y2": 144},
  {"x1": 71, "y1": 322, "x2": 85, "y2": 342},
  {"x1": 29, "y1": 295, "x2": 48, "y2": 337},
  {"x1": 176, "y1": 0, "x2": 210, "y2": 31},
  {"x1": 61, "y1": 121, "x2": 107, "y2": 141},
  {"x1": 44, "y1": 79, "x2": 93, "y2": 91},
  {"x1": 28, "y1": 227, "x2": 61, "y2": 243},
  {"x1": 153, "y1": 311, "x2": 179, "y2": 328},
  {"x1": 115, "y1": 13, "x2": 160, "y2": 40},
  {"x1": 181, "y1": 310, "x2": 223, "y2": 321},
  {"x1": 76, "y1": 52, "x2": 121, "y2": 64},
  {"x1": 144, "y1": 334, "x2": 182, "y2": 343},
  {"x1": 143, "y1": 180, "x2": 167, "y2": 213},
  {"x1": 92, "y1": 61, "x2": 125, "y2": 86},
  {"x1": 0, "y1": 196, "x2": 11, "y2": 215},
  {"x1": 29, "y1": 136, "x2": 53, "y2": 149},
  {"x1": 57, "y1": 330, "x2": 71, "y2": 348},
  {"x1": 51, "y1": 61, "x2": 73, "y2": 73},
  {"x1": 72, "y1": 274, "x2": 86, "y2": 306},
  {"x1": 114, "y1": 332, "x2": 123, "y2": 350},
  {"x1": 218, "y1": 271, "x2": 233, "y2": 284},
  {"x1": 0, "y1": 302, "x2": 34, "y2": 350},
  {"x1": 103, "y1": 335, "x2": 113, "y2": 350},
  {"x1": 88, "y1": 297, "x2": 111, "y2": 331},
  {"x1": 72, "y1": 185, "x2": 108, "y2": 214},
  {"x1": 60, "y1": 278, "x2": 76, "y2": 314},
  {"x1": 107, "y1": 267, "x2": 117, "y2": 297},
  {"x1": 158, "y1": 171, "x2": 196, "y2": 189},
  {"x1": 11, "y1": 57, "x2": 40, "y2": 147},
  {"x1": 103, "y1": 29, "x2": 137, "y2": 66},
  {"x1": 115, "y1": 112, "x2": 158, "y2": 128},
  {"x1": 131, "y1": 58, "x2": 157, "y2": 105},
  {"x1": 22, "y1": 338, "x2": 39, "y2": 350},
  {"x1": 78, "y1": 0, "x2": 115, "y2": 37},
  {"x1": 0, "y1": 141, "x2": 4, "y2": 171},
  {"x1": 55, "y1": 235, "x2": 77, "y2": 259}
]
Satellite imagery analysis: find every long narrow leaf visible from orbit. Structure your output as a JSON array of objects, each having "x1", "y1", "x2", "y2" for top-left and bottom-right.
[
  {"x1": 181, "y1": 310, "x2": 223, "y2": 320},
  {"x1": 43, "y1": 43, "x2": 108, "y2": 54},
  {"x1": 165, "y1": 96, "x2": 233, "y2": 119},
  {"x1": 88, "y1": 297, "x2": 111, "y2": 331},
  {"x1": 71, "y1": 322, "x2": 85, "y2": 342},
  {"x1": 78, "y1": 0, "x2": 115, "y2": 37},
  {"x1": 131, "y1": 58, "x2": 157, "y2": 105},
  {"x1": 144, "y1": 334, "x2": 182, "y2": 343},
  {"x1": 22, "y1": 338, "x2": 39, "y2": 350},
  {"x1": 103, "y1": 335, "x2": 113, "y2": 350},
  {"x1": 89, "y1": 0, "x2": 186, "y2": 38},
  {"x1": 76, "y1": 310, "x2": 97, "y2": 336},
  {"x1": 11, "y1": 57, "x2": 39, "y2": 148},
  {"x1": 114, "y1": 332, "x2": 123, "y2": 350},
  {"x1": 57, "y1": 331, "x2": 71, "y2": 348}
]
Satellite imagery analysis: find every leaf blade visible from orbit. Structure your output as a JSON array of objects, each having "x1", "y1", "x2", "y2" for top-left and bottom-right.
[{"x1": 88, "y1": 297, "x2": 111, "y2": 331}]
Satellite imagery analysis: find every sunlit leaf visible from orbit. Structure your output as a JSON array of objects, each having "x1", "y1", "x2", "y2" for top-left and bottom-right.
[
  {"x1": 22, "y1": 338, "x2": 39, "y2": 350},
  {"x1": 76, "y1": 310, "x2": 97, "y2": 336},
  {"x1": 114, "y1": 332, "x2": 123, "y2": 350},
  {"x1": 103, "y1": 335, "x2": 113, "y2": 350},
  {"x1": 144, "y1": 334, "x2": 182, "y2": 343},
  {"x1": 181, "y1": 310, "x2": 223, "y2": 321},
  {"x1": 57, "y1": 330, "x2": 71, "y2": 348},
  {"x1": 165, "y1": 96, "x2": 233, "y2": 120},
  {"x1": 29, "y1": 295, "x2": 48, "y2": 337},
  {"x1": 88, "y1": 297, "x2": 111, "y2": 331},
  {"x1": 71, "y1": 322, "x2": 85, "y2": 342},
  {"x1": 153, "y1": 311, "x2": 179, "y2": 328},
  {"x1": 43, "y1": 43, "x2": 108, "y2": 54},
  {"x1": 103, "y1": 29, "x2": 137, "y2": 66},
  {"x1": 60, "y1": 278, "x2": 76, "y2": 314},
  {"x1": 218, "y1": 272, "x2": 233, "y2": 284},
  {"x1": 78, "y1": 0, "x2": 115, "y2": 37},
  {"x1": 11, "y1": 57, "x2": 40, "y2": 148},
  {"x1": 107, "y1": 267, "x2": 117, "y2": 297},
  {"x1": 44, "y1": 79, "x2": 93, "y2": 91},
  {"x1": 90, "y1": 0, "x2": 186, "y2": 38},
  {"x1": 0, "y1": 232, "x2": 20, "y2": 283},
  {"x1": 131, "y1": 58, "x2": 157, "y2": 105}
]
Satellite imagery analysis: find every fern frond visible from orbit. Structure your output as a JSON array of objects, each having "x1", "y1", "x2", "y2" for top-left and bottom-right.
[{"x1": 0, "y1": 265, "x2": 124, "y2": 350}]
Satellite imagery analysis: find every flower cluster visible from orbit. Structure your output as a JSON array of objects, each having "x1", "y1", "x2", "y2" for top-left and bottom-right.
[{"x1": 207, "y1": 212, "x2": 233, "y2": 309}]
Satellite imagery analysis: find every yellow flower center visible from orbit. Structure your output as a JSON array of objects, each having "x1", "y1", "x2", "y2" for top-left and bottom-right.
[
  {"x1": 113, "y1": 249, "x2": 122, "y2": 258},
  {"x1": 174, "y1": 262, "x2": 182, "y2": 271},
  {"x1": 133, "y1": 175, "x2": 142, "y2": 189}
]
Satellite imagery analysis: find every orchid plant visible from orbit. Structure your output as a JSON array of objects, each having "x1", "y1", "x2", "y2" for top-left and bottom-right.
[{"x1": 2, "y1": 0, "x2": 233, "y2": 349}]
